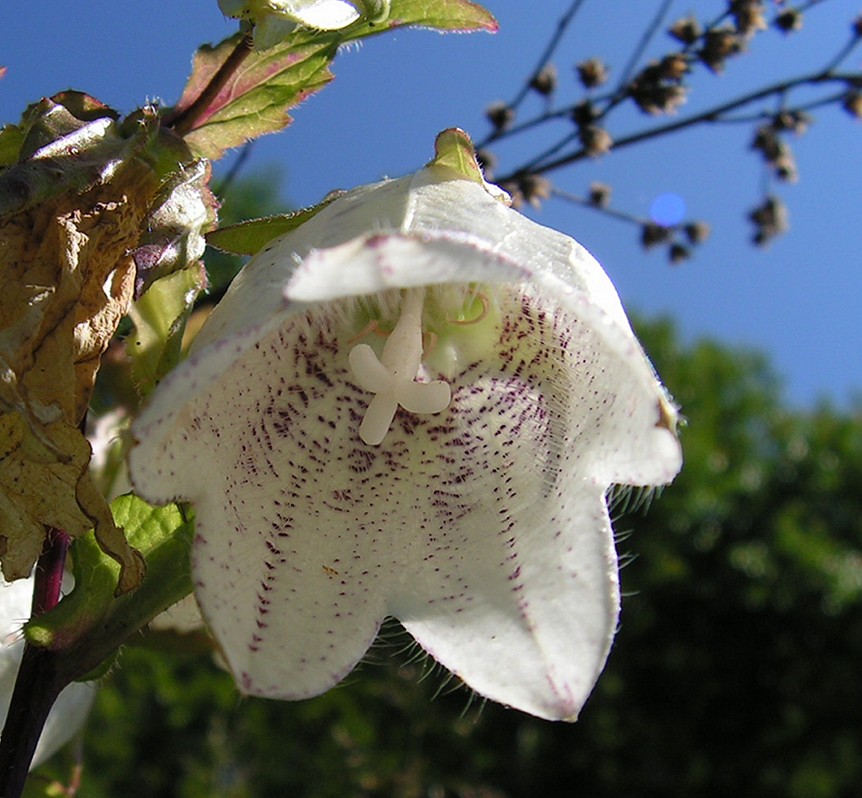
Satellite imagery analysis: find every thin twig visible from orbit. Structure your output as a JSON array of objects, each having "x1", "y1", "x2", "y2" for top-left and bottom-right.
[
  {"x1": 553, "y1": 187, "x2": 646, "y2": 225},
  {"x1": 498, "y1": 70, "x2": 858, "y2": 181},
  {"x1": 520, "y1": 130, "x2": 578, "y2": 175},
  {"x1": 477, "y1": 0, "x2": 588, "y2": 150},
  {"x1": 821, "y1": 32, "x2": 862, "y2": 74},
  {"x1": 615, "y1": 0, "x2": 675, "y2": 94},
  {"x1": 509, "y1": 0, "x2": 587, "y2": 111},
  {"x1": 710, "y1": 87, "x2": 848, "y2": 123}
]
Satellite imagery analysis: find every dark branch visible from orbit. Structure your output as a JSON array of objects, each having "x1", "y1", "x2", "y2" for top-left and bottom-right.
[
  {"x1": 508, "y1": 0, "x2": 586, "y2": 111},
  {"x1": 0, "y1": 529, "x2": 71, "y2": 798},
  {"x1": 498, "y1": 71, "x2": 858, "y2": 181},
  {"x1": 615, "y1": 0, "x2": 674, "y2": 93}
]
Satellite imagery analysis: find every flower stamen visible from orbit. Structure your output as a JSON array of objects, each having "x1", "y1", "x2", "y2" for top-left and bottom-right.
[
  {"x1": 348, "y1": 289, "x2": 451, "y2": 445},
  {"x1": 346, "y1": 318, "x2": 389, "y2": 344},
  {"x1": 447, "y1": 290, "x2": 490, "y2": 326}
]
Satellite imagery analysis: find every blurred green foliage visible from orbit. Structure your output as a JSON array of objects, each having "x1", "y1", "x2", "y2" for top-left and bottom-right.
[{"x1": 27, "y1": 176, "x2": 862, "y2": 796}]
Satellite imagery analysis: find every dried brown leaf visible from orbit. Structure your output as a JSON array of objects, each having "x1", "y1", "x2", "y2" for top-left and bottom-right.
[{"x1": 0, "y1": 163, "x2": 154, "y2": 591}]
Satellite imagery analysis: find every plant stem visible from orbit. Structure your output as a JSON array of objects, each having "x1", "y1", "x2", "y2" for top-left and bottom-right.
[
  {"x1": 510, "y1": 0, "x2": 586, "y2": 111},
  {"x1": 32, "y1": 528, "x2": 70, "y2": 617},
  {"x1": 0, "y1": 646, "x2": 64, "y2": 798},
  {"x1": 615, "y1": 0, "x2": 674, "y2": 94},
  {"x1": 0, "y1": 528, "x2": 71, "y2": 798},
  {"x1": 168, "y1": 33, "x2": 254, "y2": 135}
]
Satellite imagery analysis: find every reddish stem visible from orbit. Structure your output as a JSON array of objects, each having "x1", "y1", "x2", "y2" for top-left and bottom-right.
[
  {"x1": 167, "y1": 33, "x2": 254, "y2": 135},
  {"x1": 32, "y1": 527, "x2": 70, "y2": 617},
  {"x1": 0, "y1": 528, "x2": 72, "y2": 798}
]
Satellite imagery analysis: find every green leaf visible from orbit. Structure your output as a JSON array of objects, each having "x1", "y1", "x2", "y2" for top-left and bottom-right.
[
  {"x1": 172, "y1": 2, "x2": 495, "y2": 160},
  {"x1": 174, "y1": 33, "x2": 334, "y2": 160},
  {"x1": 26, "y1": 495, "x2": 194, "y2": 675},
  {"x1": 206, "y1": 192, "x2": 343, "y2": 255},
  {"x1": 358, "y1": 0, "x2": 497, "y2": 34},
  {"x1": 0, "y1": 125, "x2": 24, "y2": 167},
  {"x1": 127, "y1": 264, "x2": 207, "y2": 396}
]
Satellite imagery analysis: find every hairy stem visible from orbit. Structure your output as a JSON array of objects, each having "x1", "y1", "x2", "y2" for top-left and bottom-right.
[{"x1": 168, "y1": 33, "x2": 254, "y2": 135}]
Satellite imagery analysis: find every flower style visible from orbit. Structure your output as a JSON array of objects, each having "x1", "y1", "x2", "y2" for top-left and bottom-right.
[
  {"x1": 0, "y1": 577, "x2": 96, "y2": 769},
  {"x1": 129, "y1": 131, "x2": 682, "y2": 721}
]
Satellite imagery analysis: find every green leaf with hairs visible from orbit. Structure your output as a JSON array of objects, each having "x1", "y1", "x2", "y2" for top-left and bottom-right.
[
  {"x1": 172, "y1": 1, "x2": 495, "y2": 160},
  {"x1": 358, "y1": 0, "x2": 497, "y2": 34}
]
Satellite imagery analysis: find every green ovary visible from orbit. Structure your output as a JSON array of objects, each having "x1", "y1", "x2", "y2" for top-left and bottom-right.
[{"x1": 345, "y1": 285, "x2": 503, "y2": 381}]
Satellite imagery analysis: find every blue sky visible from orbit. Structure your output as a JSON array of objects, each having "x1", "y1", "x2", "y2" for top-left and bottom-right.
[{"x1": 3, "y1": 0, "x2": 860, "y2": 407}]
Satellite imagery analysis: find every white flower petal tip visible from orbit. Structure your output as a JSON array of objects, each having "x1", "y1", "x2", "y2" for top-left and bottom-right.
[
  {"x1": 129, "y1": 148, "x2": 682, "y2": 721},
  {"x1": 0, "y1": 578, "x2": 96, "y2": 769}
]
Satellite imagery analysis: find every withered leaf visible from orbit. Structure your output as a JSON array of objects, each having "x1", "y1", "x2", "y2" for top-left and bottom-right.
[
  {"x1": 0, "y1": 91, "x2": 217, "y2": 592},
  {"x1": 0, "y1": 104, "x2": 160, "y2": 592}
]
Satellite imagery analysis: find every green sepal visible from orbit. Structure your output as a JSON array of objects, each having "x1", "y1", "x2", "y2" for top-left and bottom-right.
[
  {"x1": 127, "y1": 263, "x2": 207, "y2": 397},
  {"x1": 205, "y1": 191, "x2": 343, "y2": 255},
  {"x1": 427, "y1": 128, "x2": 486, "y2": 185}
]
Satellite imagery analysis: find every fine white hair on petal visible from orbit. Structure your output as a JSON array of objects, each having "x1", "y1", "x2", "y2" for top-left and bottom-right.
[{"x1": 129, "y1": 165, "x2": 682, "y2": 721}]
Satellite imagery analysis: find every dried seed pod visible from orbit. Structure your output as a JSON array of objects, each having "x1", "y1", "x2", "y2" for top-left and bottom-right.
[
  {"x1": 530, "y1": 64, "x2": 558, "y2": 96},
  {"x1": 579, "y1": 125, "x2": 613, "y2": 157},
  {"x1": 486, "y1": 101, "x2": 515, "y2": 132},
  {"x1": 668, "y1": 15, "x2": 702, "y2": 46},
  {"x1": 588, "y1": 182, "x2": 612, "y2": 208},
  {"x1": 576, "y1": 58, "x2": 609, "y2": 89}
]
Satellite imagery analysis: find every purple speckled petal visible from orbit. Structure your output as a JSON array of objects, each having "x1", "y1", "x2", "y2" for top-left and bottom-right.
[
  {"x1": 394, "y1": 483, "x2": 616, "y2": 722},
  {"x1": 130, "y1": 166, "x2": 682, "y2": 720}
]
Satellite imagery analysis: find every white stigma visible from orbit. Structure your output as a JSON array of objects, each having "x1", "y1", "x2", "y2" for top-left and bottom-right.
[{"x1": 348, "y1": 289, "x2": 452, "y2": 445}]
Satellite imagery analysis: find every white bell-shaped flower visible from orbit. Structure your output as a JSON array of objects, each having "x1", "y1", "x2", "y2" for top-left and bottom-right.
[{"x1": 129, "y1": 132, "x2": 682, "y2": 721}]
